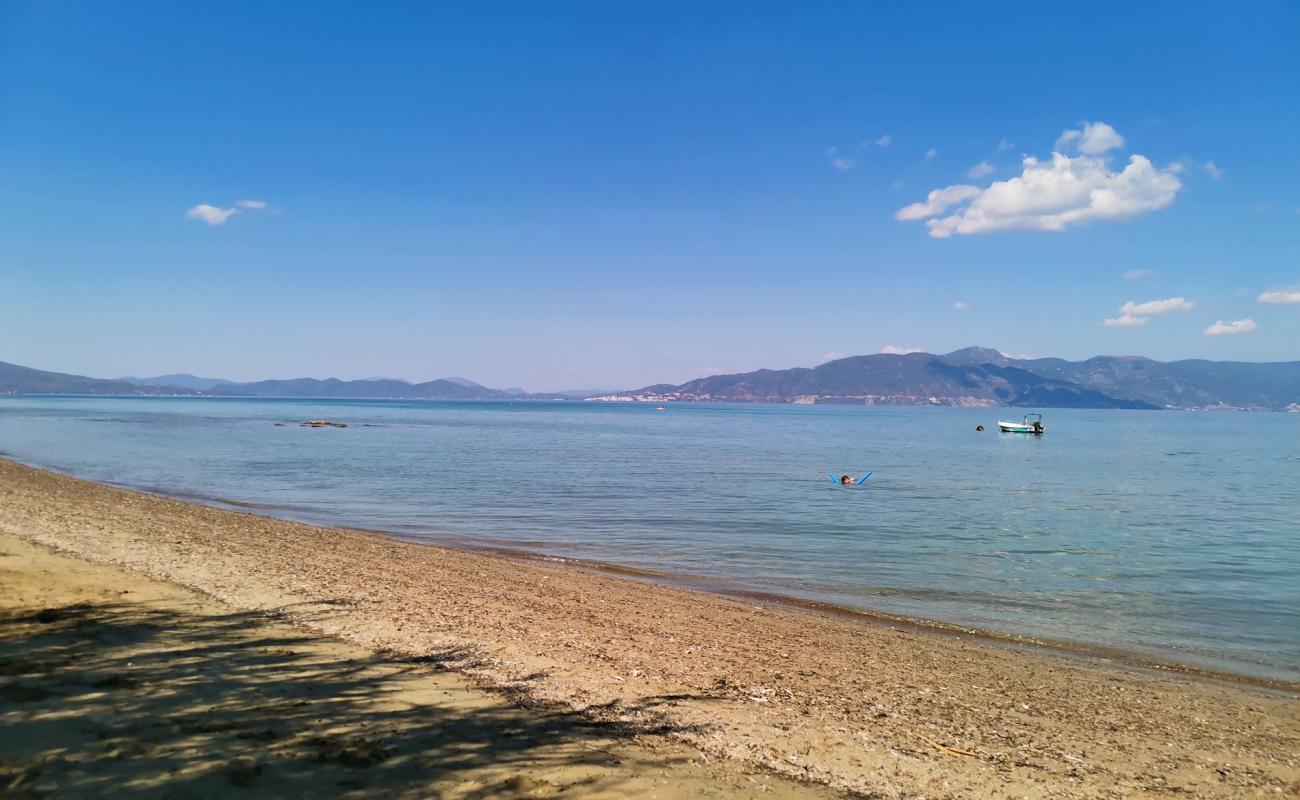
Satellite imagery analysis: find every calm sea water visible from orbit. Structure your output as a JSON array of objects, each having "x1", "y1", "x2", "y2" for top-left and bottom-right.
[{"x1": 2, "y1": 396, "x2": 1297, "y2": 680}]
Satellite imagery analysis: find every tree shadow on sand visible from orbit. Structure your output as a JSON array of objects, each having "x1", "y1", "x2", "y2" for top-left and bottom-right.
[{"x1": 0, "y1": 599, "x2": 716, "y2": 799}]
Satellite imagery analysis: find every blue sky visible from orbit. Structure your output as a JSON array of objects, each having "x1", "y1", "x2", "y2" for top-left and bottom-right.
[{"x1": 2, "y1": 1, "x2": 1297, "y2": 390}]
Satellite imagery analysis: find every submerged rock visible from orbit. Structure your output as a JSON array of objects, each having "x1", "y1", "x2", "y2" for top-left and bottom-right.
[{"x1": 300, "y1": 420, "x2": 347, "y2": 428}]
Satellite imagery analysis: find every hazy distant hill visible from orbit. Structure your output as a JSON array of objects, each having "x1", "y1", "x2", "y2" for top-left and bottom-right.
[
  {"x1": 1013, "y1": 356, "x2": 1300, "y2": 411},
  {"x1": 206, "y1": 377, "x2": 556, "y2": 400},
  {"x1": 122, "y1": 373, "x2": 235, "y2": 391},
  {"x1": 1, "y1": 362, "x2": 197, "y2": 396},
  {"x1": 627, "y1": 348, "x2": 1300, "y2": 410},
  {"x1": 0, "y1": 359, "x2": 567, "y2": 400}
]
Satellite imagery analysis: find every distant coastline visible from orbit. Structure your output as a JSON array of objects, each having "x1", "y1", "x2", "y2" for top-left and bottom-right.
[{"x1": 4, "y1": 345, "x2": 1300, "y2": 410}]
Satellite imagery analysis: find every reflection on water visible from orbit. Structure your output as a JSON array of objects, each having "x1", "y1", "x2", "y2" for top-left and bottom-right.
[{"x1": 1, "y1": 396, "x2": 1297, "y2": 680}]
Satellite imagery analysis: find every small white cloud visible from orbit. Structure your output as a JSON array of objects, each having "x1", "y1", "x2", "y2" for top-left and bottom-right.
[
  {"x1": 1000, "y1": 351, "x2": 1035, "y2": 360},
  {"x1": 827, "y1": 147, "x2": 855, "y2": 171},
  {"x1": 186, "y1": 204, "x2": 238, "y2": 226},
  {"x1": 874, "y1": 134, "x2": 892, "y2": 148},
  {"x1": 925, "y1": 148, "x2": 938, "y2": 159},
  {"x1": 1258, "y1": 286, "x2": 1300, "y2": 304},
  {"x1": 1123, "y1": 269, "x2": 1157, "y2": 280},
  {"x1": 967, "y1": 160, "x2": 995, "y2": 179},
  {"x1": 897, "y1": 122, "x2": 1181, "y2": 238},
  {"x1": 1103, "y1": 314, "x2": 1149, "y2": 328},
  {"x1": 1056, "y1": 121, "x2": 1125, "y2": 155},
  {"x1": 821, "y1": 352, "x2": 846, "y2": 362},
  {"x1": 1203, "y1": 319, "x2": 1257, "y2": 336},
  {"x1": 996, "y1": 138, "x2": 1014, "y2": 151},
  {"x1": 952, "y1": 300, "x2": 970, "y2": 310},
  {"x1": 235, "y1": 199, "x2": 268, "y2": 209},
  {"x1": 1120, "y1": 297, "x2": 1195, "y2": 316},
  {"x1": 880, "y1": 345, "x2": 922, "y2": 355},
  {"x1": 889, "y1": 179, "x2": 904, "y2": 190},
  {"x1": 1204, "y1": 161, "x2": 1224, "y2": 180},
  {"x1": 895, "y1": 185, "x2": 982, "y2": 221},
  {"x1": 1103, "y1": 296, "x2": 1193, "y2": 328}
]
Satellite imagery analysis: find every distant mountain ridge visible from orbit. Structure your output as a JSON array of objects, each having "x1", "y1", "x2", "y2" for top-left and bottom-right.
[
  {"x1": 121, "y1": 373, "x2": 235, "y2": 391},
  {"x1": 204, "y1": 377, "x2": 533, "y2": 400},
  {"x1": 624, "y1": 347, "x2": 1300, "y2": 411},
  {"x1": 2, "y1": 363, "x2": 198, "y2": 396},
  {"x1": 0, "y1": 361, "x2": 564, "y2": 400},
  {"x1": 5, "y1": 351, "x2": 1300, "y2": 409}
]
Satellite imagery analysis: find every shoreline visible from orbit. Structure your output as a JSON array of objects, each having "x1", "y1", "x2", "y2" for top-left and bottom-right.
[
  {"x1": 5, "y1": 451, "x2": 1294, "y2": 691},
  {"x1": 1, "y1": 456, "x2": 1297, "y2": 797}
]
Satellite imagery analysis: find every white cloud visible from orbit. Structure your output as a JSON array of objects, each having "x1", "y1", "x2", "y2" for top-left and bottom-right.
[
  {"x1": 821, "y1": 352, "x2": 846, "y2": 362},
  {"x1": 996, "y1": 138, "x2": 1014, "y2": 151},
  {"x1": 1258, "y1": 286, "x2": 1300, "y2": 304},
  {"x1": 897, "y1": 122, "x2": 1182, "y2": 238},
  {"x1": 952, "y1": 300, "x2": 970, "y2": 310},
  {"x1": 1123, "y1": 269, "x2": 1157, "y2": 280},
  {"x1": 894, "y1": 185, "x2": 982, "y2": 221},
  {"x1": 925, "y1": 148, "x2": 938, "y2": 160},
  {"x1": 1203, "y1": 319, "x2": 1257, "y2": 336},
  {"x1": 1119, "y1": 297, "x2": 1195, "y2": 315},
  {"x1": 186, "y1": 204, "x2": 238, "y2": 226},
  {"x1": 827, "y1": 147, "x2": 855, "y2": 171},
  {"x1": 967, "y1": 160, "x2": 995, "y2": 179},
  {"x1": 1204, "y1": 161, "x2": 1224, "y2": 180},
  {"x1": 1055, "y1": 121, "x2": 1125, "y2": 155},
  {"x1": 880, "y1": 345, "x2": 922, "y2": 355},
  {"x1": 187, "y1": 199, "x2": 272, "y2": 226},
  {"x1": 873, "y1": 134, "x2": 892, "y2": 148},
  {"x1": 1102, "y1": 296, "x2": 1193, "y2": 328},
  {"x1": 1000, "y1": 351, "x2": 1035, "y2": 360}
]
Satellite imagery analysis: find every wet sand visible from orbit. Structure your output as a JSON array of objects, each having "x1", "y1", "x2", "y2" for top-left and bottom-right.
[{"x1": 1, "y1": 457, "x2": 1298, "y2": 798}]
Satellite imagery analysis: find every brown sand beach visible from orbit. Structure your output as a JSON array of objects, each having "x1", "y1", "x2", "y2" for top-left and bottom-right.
[{"x1": 1, "y1": 456, "x2": 1297, "y2": 798}]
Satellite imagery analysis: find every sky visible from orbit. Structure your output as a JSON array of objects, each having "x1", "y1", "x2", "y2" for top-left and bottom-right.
[{"x1": 2, "y1": 1, "x2": 1298, "y2": 391}]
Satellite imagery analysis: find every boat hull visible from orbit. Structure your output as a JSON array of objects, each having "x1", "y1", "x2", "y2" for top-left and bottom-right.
[{"x1": 997, "y1": 422, "x2": 1041, "y2": 433}]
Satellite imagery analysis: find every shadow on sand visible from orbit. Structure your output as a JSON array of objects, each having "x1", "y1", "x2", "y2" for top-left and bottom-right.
[{"x1": 0, "y1": 599, "x2": 715, "y2": 799}]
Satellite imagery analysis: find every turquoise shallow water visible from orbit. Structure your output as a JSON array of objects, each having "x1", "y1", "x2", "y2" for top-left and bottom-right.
[{"x1": 2, "y1": 396, "x2": 1297, "y2": 680}]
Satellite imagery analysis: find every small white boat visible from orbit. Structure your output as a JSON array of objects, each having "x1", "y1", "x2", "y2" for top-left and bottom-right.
[{"x1": 998, "y1": 413, "x2": 1045, "y2": 434}]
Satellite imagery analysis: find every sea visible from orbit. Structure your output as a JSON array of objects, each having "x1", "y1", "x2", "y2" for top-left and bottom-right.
[{"x1": 2, "y1": 395, "x2": 1296, "y2": 681}]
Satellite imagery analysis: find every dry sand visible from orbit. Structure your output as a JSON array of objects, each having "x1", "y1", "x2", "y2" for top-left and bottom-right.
[
  {"x1": 0, "y1": 532, "x2": 832, "y2": 799},
  {"x1": 1, "y1": 457, "x2": 1297, "y2": 798}
]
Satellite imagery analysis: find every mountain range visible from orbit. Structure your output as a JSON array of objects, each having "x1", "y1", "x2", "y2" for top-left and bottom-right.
[
  {"x1": 1, "y1": 364, "x2": 561, "y2": 401},
  {"x1": 3, "y1": 348, "x2": 1299, "y2": 410},
  {"x1": 624, "y1": 347, "x2": 1300, "y2": 411}
]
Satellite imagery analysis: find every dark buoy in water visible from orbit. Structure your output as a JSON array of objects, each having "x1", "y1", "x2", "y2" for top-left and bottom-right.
[{"x1": 976, "y1": 425, "x2": 985, "y2": 431}]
